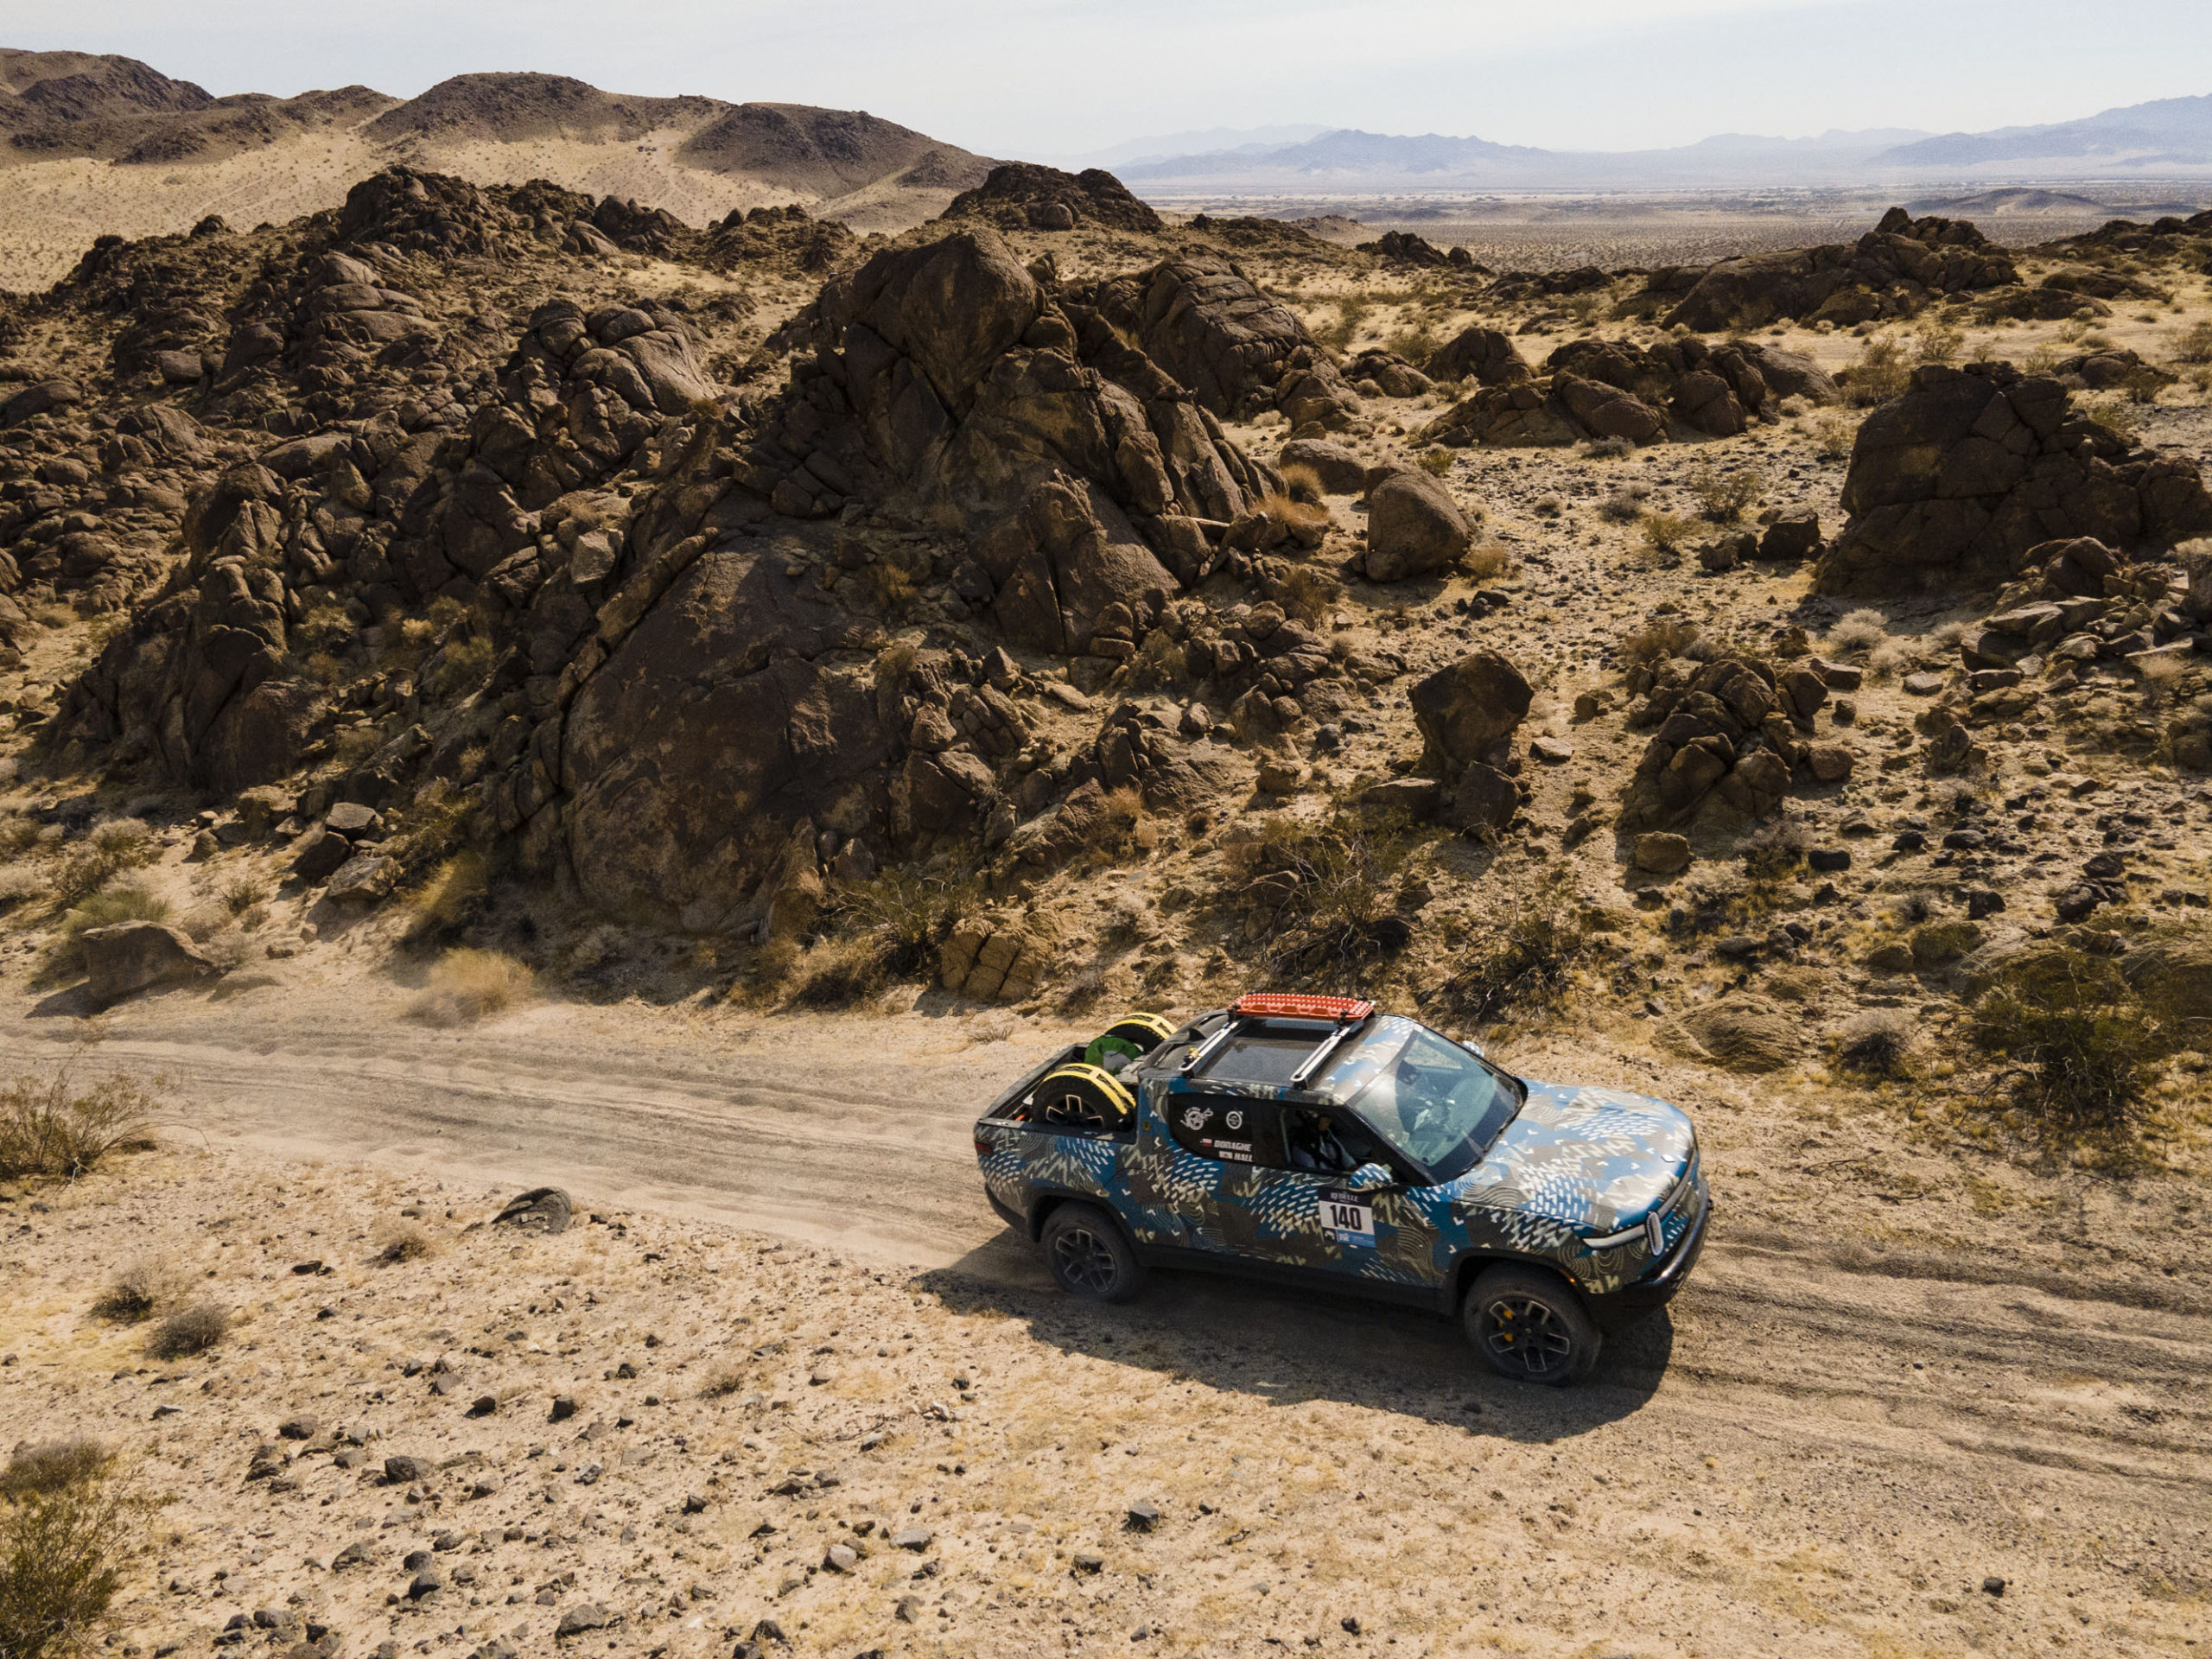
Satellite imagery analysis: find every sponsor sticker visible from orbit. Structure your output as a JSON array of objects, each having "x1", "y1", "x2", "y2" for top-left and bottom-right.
[{"x1": 1317, "y1": 1186, "x2": 1376, "y2": 1248}]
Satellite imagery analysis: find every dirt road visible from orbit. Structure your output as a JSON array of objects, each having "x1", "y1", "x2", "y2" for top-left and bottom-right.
[{"x1": 5, "y1": 986, "x2": 2207, "y2": 1653}]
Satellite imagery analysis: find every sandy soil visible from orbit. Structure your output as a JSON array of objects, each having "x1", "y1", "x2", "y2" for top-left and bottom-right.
[{"x1": 2, "y1": 967, "x2": 2207, "y2": 1657}]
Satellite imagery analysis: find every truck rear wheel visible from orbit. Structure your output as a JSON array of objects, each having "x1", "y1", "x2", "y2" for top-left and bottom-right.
[
  {"x1": 1464, "y1": 1264, "x2": 1601, "y2": 1386},
  {"x1": 1040, "y1": 1203, "x2": 1146, "y2": 1304}
]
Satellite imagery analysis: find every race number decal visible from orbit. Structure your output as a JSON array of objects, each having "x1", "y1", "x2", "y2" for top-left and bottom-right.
[{"x1": 1318, "y1": 1187, "x2": 1376, "y2": 1249}]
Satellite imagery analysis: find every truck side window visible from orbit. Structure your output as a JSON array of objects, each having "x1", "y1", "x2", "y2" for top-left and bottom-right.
[
  {"x1": 1281, "y1": 1108, "x2": 1380, "y2": 1175},
  {"x1": 1165, "y1": 1092, "x2": 1280, "y2": 1166}
]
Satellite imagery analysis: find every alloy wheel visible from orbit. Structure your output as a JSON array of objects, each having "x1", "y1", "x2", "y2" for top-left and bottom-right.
[
  {"x1": 1479, "y1": 1291, "x2": 1576, "y2": 1379},
  {"x1": 1050, "y1": 1224, "x2": 1120, "y2": 1295}
]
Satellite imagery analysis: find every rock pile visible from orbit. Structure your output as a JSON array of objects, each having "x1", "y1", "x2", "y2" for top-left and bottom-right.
[
  {"x1": 1618, "y1": 653, "x2": 1850, "y2": 833},
  {"x1": 1637, "y1": 209, "x2": 2017, "y2": 331},
  {"x1": 1419, "y1": 334, "x2": 1835, "y2": 448},
  {"x1": 1813, "y1": 361, "x2": 2212, "y2": 595},
  {"x1": 940, "y1": 163, "x2": 1163, "y2": 234}
]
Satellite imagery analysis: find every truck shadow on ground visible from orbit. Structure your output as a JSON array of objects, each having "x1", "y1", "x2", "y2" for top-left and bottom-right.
[{"x1": 921, "y1": 1229, "x2": 1672, "y2": 1441}]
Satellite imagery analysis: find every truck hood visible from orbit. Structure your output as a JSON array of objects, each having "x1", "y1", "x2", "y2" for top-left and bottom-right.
[{"x1": 1446, "y1": 1081, "x2": 1695, "y2": 1233}]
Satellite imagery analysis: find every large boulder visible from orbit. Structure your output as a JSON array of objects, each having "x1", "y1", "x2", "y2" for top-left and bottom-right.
[
  {"x1": 1363, "y1": 469, "x2": 1471, "y2": 582},
  {"x1": 1411, "y1": 650, "x2": 1531, "y2": 770},
  {"x1": 80, "y1": 922, "x2": 216, "y2": 1007},
  {"x1": 1423, "y1": 327, "x2": 1531, "y2": 386},
  {"x1": 1814, "y1": 361, "x2": 2212, "y2": 595},
  {"x1": 1619, "y1": 655, "x2": 1807, "y2": 831},
  {"x1": 940, "y1": 163, "x2": 1163, "y2": 233}
]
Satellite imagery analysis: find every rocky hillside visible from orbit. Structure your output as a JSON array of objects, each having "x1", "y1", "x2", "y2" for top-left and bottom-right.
[
  {"x1": 0, "y1": 164, "x2": 2204, "y2": 1162},
  {"x1": 0, "y1": 53, "x2": 998, "y2": 289}
]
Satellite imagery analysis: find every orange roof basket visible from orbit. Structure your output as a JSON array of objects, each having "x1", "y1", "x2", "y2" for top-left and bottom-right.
[{"x1": 1231, "y1": 993, "x2": 1375, "y2": 1023}]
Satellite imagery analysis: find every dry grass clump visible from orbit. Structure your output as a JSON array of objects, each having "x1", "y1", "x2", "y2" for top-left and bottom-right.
[
  {"x1": 1689, "y1": 467, "x2": 1763, "y2": 523},
  {"x1": 2077, "y1": 395, "x2": 2144, "y2": 439},
  {"x1": 373, "y1": 1219, "x2": 434, "y2": 1264},
  {"x1": 0, "y1": 865, "x2": 45, "y2": 910},
  {"x1": 2171, "y1": 320, "x2": 2212, "y2": 365},
  {"x1": 1461, "y1": 543, "x2": 1508, "y2": 581},
  {"x1": 91, "y1": 1259, "x2": 189, "y2": 1325},
  {"x1": 1438, "y1": 882, "x2": 1588, "y2": 1028},
  {"x1": 700, "y1": 1363, "x2": 748, "y2": 1400},
  {"x1": 0, "y1": 1452, "x2": 140, "y2": 1659},
  {"x1": 53, "y1": 820, "x2": 158, "y2": 908},
  {"x1": 1226, "y1": 816, "x2": 1414, "y2": 984},
  {"x1": 409, "y1": 947, "x2": 536, "y2": 1026},
  {"x1": 404, "y1": 849, "x2": 492, "y2": 941},
  {"x1": 1835, "y1": 1010, "x2": 1916, "y2": 1078},
  {"x1": 1826, "y1": 608, "x2": 1889, "y2": 658},
  {"x1": 0, "y1": 1069, "x2": 156, "y2": 1181},
  {"x1": 1580, "y1": 435, "x2": 1635, "y2": 460},
  {"x1": 144, "y1": 1303, "x2": 228, "y2": 1359},
  {"x1": 1415, "y1": 448, "x2": 1453, "y2": 477},
  {"x1": 1278, "y1": 461, "x2": 1325, "y2": 505},
  {"x1": 1255, "y1": 490, "x2": 1331, "y2": 536},
  {"x1": 1277, "y1": 565, "x2": 1341, "y2": 626},
  {"x1": 1619, "y1": 616, "x2": 1701, "y2": 666},
  {"x1": 1598, "y1": 484, "x2": 1650, "y2": 523},
  {"x1": 1914, "y1": 320, "x2": 1967, "y2": 365},
  {"x1": 53, "y1": 885, "x2": 171, "y2": 974}
]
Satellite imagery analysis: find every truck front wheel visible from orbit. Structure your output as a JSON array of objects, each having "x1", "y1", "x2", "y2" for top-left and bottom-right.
[
  {"x1": 1464, "y1": 1264, "x2": 1601, "y2": 1385},
  {"x1": 1040, "y1": 1204, "x2": 1147, "y2": 1304}
]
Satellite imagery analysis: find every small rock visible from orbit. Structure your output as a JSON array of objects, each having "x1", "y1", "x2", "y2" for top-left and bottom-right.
[
  {"x1": 1902, "y1": 671, "x2": 1946, "y2": 696},
  {"x1": 1981, "y1": 1577, "x2": 2005, "y2": 1597},
  {"x1": 553, "y1": 1605, "x2": 609, "y2": 1638},
  {"x1": 1633, "y1": 832, "x2": 1692, "y2": 875},
  {"x1": 1071, "y1": 1552, "x2": 1105, "y2": 1575},
  {"x1": 276, "y1": 1416, "x2": 318, "y2": 1440},
  {"x1": 894, "y1": 1595, "x2": 923, "y2": 1624},
  {"x1": 548, "y1": 1395, "x2": 577, "y2": 1423},
  {"x1": 1808, "y1": 849, "x2": 1850, "y2": 873},
  {"x1": 823, "y1": 1543, "x2": 859, "y2": 1573},
  {"x1": 405, "y1": 1570, "x2": 443, "y2": 1600},
  {"x1": 382, "y1": 1456, "x2": 429, "y2": 1485},
  {"x1": 1529, "y1": 735, "x2": 1573, "y2": 765},
  {"x1": 890, "y1": 1528, "x2": 934, "y2": 1552},
  {"x1": 1125, "y1": 1502, "x2": 1160, "y2": 1532}
]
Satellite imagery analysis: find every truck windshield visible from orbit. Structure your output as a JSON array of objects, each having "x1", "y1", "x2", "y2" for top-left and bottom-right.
[{"x1": 1313, "y1": 1016, "x2": 1522, "y2": 1182}]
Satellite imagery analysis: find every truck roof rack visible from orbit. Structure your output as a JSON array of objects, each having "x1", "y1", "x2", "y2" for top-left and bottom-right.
[{"x1": 1181, "y1": 994, "x2": 1376, "y2": 1078}]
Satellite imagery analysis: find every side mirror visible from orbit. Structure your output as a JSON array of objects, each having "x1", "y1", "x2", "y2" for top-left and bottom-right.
[{"x1": 1342, "y1": 1161, "x2": 1395, "y2": 1193}]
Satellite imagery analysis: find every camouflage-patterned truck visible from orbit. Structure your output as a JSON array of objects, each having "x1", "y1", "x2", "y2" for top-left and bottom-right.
[{"x1": 974, "y1": 993, "x2": 1710, "y2": 1384}]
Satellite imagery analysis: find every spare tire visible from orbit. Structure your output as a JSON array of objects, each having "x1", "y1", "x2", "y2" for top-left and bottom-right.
[
  {"x1": 1031, "y1": 1063, "x2": 1136, "y2": 1131},
  {"x1": 1084, "y1": 1012, "x2": 1177, "y2": 1071}
]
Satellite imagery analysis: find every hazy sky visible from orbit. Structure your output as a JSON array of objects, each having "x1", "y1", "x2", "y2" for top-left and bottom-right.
[{"x1": 7, "y1": 0, "x2": 2210, "y2": 158}]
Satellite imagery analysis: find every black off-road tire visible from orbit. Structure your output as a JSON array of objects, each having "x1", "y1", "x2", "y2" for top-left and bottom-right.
[
  {"x1": 1039, "y1": 1203, "x2": 1147, "y2": 1305},
  {"x1": 1463, "y1": 1263, "x2": 1602, "y2": 1386}
]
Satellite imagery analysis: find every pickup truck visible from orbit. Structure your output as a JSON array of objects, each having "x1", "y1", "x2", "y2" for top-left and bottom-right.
[{"x1": 974, "y1": 993, "x2": 1709, "y2": 1384}]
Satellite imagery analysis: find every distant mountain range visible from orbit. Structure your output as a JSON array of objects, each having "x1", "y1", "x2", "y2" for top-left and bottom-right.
[{"x1": 1111, "y1": 94, "x2": 2212, "y2": 190}]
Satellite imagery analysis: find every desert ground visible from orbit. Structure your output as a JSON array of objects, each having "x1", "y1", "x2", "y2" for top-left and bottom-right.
[{"x1": 1, "y1": 54, "x2": 2210, "y2": 1659}]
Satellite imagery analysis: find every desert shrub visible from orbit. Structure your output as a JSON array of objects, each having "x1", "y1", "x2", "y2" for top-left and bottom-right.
[
  {"x1": 145, "y1": 1304, "x2": 227, "y2": 1359},
  {"x1": 1318, "y1": 296, "x2": 1370, "y2": 354},
  {"x1": 864, "y1": 561, "x2": 917, "y2": 612},
  {"x1": 1836, "y1": 1009, "x2": 1916, "y2": 1078},
  {"x1": 91, "y1": 1260, "x2": 188, "y2": 1325},
  {"x1": 1386, "y1": 321, "x2": 1440, "y2": 362},
  {"x1": 1229, "y1": 817, "x2": 1413, "y2": 984},
  {"x1": 53, "y1": 821, "x2": 157, "y2": 907},
  {"x1": 291, "y1": 601, "x2": 355, "y2": 653},
  {"x1": 0, "y1": 866, "x2": 44, "y2": 910},
  {"x1": 1619, "y1": 616, "x2": 1701, "y2": 665},
  {"x1": 1637, "y1": 511, "x2": 1694, "y2": 558},
  {"x1": 428, "y1": 632, "x2": 498, "y2": 701},
  {"x1": 330, "y1": 723, "x2": 384, "y2": 768},
  {"x1": 1689, "y1": 467, "x2": 1763, "y2": 523},
  {"x1": 700, "y1": 1363, "x2": 747, "y2": 1400},
  {"x1": 0, "y1": 1443, "x2": 110, "y2": 1501},
  {"x1": 1278, "y1": 461, "x2": 1325, "y2": 505},
  {"x1": 1416, "y1": 448, "x2": 1453, "y2": 477},
  {"x1": 1438, "y1": 884, "x2": 1588, "y2": 1027},
  {"x1": 408, "y1": 948, "x2": 535, "y2": 1026},
  {"x1": 372, "y1": 1220, "x2": 433, "y2": 1265},
  {"x1": 0, "y1": 1467, "x2": 141, "y2": 1659},
  {"x1": 1277, "y1": 565, "x2": 1341, "y2": 626},
  {"x1": 1826, "y1": 607, "x2": 1889, "y2": 658},
  {"x1": 784, "y1": 871, "x2": 978, "y2": 1007},
  {"x1": 220, "y1": 876, "x2": 268, "y2": 917},
  {"x1": 1968, "y1": 950, "x2": 2159, "y2": 1137},
  {"x1": 1809, "y1": 411, "x2": 1857, "y2": 461},
  {"x1": 1598, "y1": 485, "x2": 1649, "y2": 524},
  {"x1": 1058, "y1": 962, "x2": 1110, "y2": 1012},
  {"x1": 1840, "y1": 335, "x2": 1911, "y2": 406},
  {"x1": 2172, "y1": 320, "x2": 2212, "y2": 365},
  {"x1": 1580, "y1": 435, "x2": 1634, "y2": 460},
  {"x1": 1255, "y1": 491, "x2": 1331, "y2": 536},
  {"x1": 0, "y1": 1070, "x2": 156, "y2": 1181},
  {"x1": 1126, "y1": 632, "x2": 1190, "y2": 690},
  {"x1": 1915, "y1": 320, "x2": 1967, "y2": 365},
  {"x1": 1532, "y1": 495, "x2": 1563, "y2": 518},
  {"x1": 1865, "y1": 639, "x2": 1910, "y2": 682}
]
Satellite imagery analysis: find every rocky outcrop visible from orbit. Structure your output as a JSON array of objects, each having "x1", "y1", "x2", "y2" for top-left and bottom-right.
[
  {"x1": 1639, "y1": 209, "x2": 2017, "y2": 331},
  {"x1": 1074, "y1": 255, "x2": 1360, "y2": 429},
  {"x1": 1423, "y1": 327, "x2": 1531, "y2": 387},
  {"x1": 1408, "y1": 648, "x2": 1531, "y2": 835},
  {"x1": 1418, "y1": 335, "x2": 1834, "y2": 449},
  {"x1": 940, "y1": 163, "x2": 1163, "y2": 234},
  {"x1": 1357, "y1": 232, "x2": 1473, "y2": 269},
  {"x1": 1813, "y1": 361, "x2": 2212, "y2": 596},
  {"x1": 1618, "y1": 654, "x2": 1834, "y2": 832}
]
